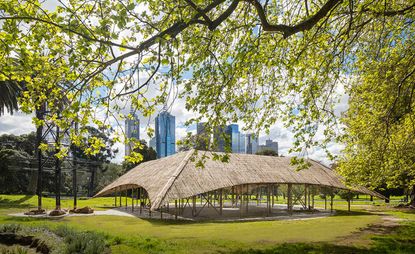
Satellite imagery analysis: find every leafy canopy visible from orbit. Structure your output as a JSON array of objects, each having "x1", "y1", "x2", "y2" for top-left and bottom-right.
[{"x1": 0, "y1": 0, "x2": 414, "y2": 181}]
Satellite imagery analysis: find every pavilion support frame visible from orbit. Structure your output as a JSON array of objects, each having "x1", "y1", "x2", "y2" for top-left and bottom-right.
[{"x1": 105, "y1": 183, "x2": 371, "y2": 220}]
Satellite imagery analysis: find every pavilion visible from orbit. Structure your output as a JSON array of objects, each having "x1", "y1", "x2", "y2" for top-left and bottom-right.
[{"x1": 95, "y1": 149, "x2": 385, "y2": 220}]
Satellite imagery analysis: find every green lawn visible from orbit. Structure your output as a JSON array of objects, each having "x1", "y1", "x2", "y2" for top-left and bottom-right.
[{"x1": 0, "y1": 194, "x2": 414, "y2": 254}]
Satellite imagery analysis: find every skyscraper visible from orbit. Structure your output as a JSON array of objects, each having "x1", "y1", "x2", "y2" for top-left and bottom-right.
[
  {"x1": 125, "y1": 109, "x2": 140, "y2": 156},
  {"x1": 245, "y1": 133, "x2": 259, "y2": 154},
  {"x1": 196, "y1": 122, "x2": 209, "y2": 150},
  {"x1": 226, "y1": 124, "x2": 245, "y2": 153},
  {"x1": 213, "y1": 125, "x2": 227, "y2": 152},
  {"x1": 155, "y1": 111, "x2": 176, "y2": 158}
]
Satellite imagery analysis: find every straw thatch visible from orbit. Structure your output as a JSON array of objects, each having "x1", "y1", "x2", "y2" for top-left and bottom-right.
[{"x1": 95, "y1": 149, "x2": 385, "y2": 210}]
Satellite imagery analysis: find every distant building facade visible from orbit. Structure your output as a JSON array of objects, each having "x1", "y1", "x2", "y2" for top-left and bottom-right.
[
  {"x1": 196, "y1": 122, "x2": 209, "y2": 150},
  {"x1": 155, "y1": 111, "x2": 176, "y2": 158},
  {"x1": 213, "y1": 125, "x2": 227, "y2": 152},
  {"x1": 226, "y1": 124, "x2": 245, "y2": 153},
  {"x1": 125, "y1": 110, "x2": 140, "y2": 156},
  {"x1": 245, "y1": 133, "x2": 258, "y2": 154},
  {"x1": 149, "y1": 137, "x2": 156, "y2": 151},
  {"x1": 258, "y1": 139, "x2": 278, "y2": 154}
]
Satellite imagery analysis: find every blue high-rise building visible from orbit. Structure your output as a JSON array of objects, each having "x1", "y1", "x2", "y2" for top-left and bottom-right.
[
  {"x1": 226, "y1": 124, "x2": 245, "y2": 153},
  {"x1": 155, "y1": 111, "x2": 176, "y2": 158},
  {"x1": 125, "y1": 109, "x2": 140, "y2": 156}
]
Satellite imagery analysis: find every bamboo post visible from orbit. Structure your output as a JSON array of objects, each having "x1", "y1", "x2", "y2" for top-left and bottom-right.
[
  {"x1": 304, "y1": 184, "x2": 308, "y2": 209},
  {"x1": 324, "y1": 195, "x2": 327, "y2": 210},
  {"x1": 276, "y1": 185, "x2": 278, "y2": 201},
  {"x1": 232, "y1": 186, "x2": 235, "y2": 208},
  {"x1": 114, "y1": 189, "x2": 117, "y2": 207},
  {"x1": 267, "y1": 184, "x2": 271, "y2": 216},
  {"x1": 330, "y1": 195, "x2": 334, "y2": 213},
  {"x1": 175, "y1": 200, "x2": 178, "y2": 220},
  {"x1": 192, "y1": 195, "x2": 196, "y2": 217},
  {"x1": 239, "y1": 187, "x2": 243, "y2": 218},
  {"x1": 219, "y1": 189, "x2": 223, "y2": 215},
  {"x1": 119, "y1": 188, "x2": 122, "y2": 207},
  {"x1": 132, "y1": 189, "x2": 134, "y2": 212},
  {"x1": 287, "y1": 183, "x2": 293, "y2": 213},
  {"x1": 139, "y1": 188, "x2": 142, "y2": 214},
  {"x1": 272, "y1": 184, "x2": 275, "y2": 207},
  {"x1": 246, "y1": 184, "x2": 249, "y2": 213},
  {"x1": 125, "y1": 190, "x2": 128, "y2": 209}
]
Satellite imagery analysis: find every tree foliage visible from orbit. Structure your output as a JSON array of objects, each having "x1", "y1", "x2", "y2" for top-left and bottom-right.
[
  {"x1": 0, "y1": 1, "x2": 414, "y2": 190},
  {"x1": 337, "y1": 32, "x2": 415, "y2": 200}
]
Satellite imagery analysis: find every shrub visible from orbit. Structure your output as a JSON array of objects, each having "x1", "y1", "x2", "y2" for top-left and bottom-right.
[
  {"x1": 0, "y1": 224, "x2": 21, "y2": 233},
  {"x1": 54, "y1": 226, "x2": 109, "y2": 254}
]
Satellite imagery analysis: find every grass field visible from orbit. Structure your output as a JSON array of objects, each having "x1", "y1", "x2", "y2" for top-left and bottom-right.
[{"x1": 0, "y1": 194, "x2": 414, "y2": 253}]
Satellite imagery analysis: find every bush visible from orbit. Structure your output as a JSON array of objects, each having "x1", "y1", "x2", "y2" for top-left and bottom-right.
[
  {"x1": 0, "y1": 224, "x2": 21, "y2": 233},
  {"x1": 0, "y1": 246, "x2": 28, "y2": 254},
  {"x1": 54, "y1": 226, "x2": 109, "y2": 254}
]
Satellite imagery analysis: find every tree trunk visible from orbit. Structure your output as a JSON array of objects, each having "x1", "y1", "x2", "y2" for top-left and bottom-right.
[
  {"x1": 88, "y1": 166, "x2": 96, "y2": 197},
  {"x1": 410, "y1": 186, "x2": 415, "y2": 206}
]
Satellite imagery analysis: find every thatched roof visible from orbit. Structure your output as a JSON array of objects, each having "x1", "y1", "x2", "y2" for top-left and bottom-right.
[{"x1": 95, "y1": 150, "x2": 385, "y2": 210}]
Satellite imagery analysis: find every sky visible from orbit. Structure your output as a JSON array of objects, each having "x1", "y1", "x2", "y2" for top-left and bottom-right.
[{"x1": 0, "y1": 1, "x2": 349, "y2": 166}]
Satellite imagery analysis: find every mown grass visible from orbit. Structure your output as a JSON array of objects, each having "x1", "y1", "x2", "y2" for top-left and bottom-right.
[
  {"x1": 0, "y1": 194, "x2": 414, "y2": 254},
  {"x1": 0, "y1": 195, "x2": 116, "y2": 214}
]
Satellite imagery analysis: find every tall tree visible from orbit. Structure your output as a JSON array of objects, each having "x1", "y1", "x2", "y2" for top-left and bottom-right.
[
  {"x1": 0, "y1": 1, "x2": 414, "y2": 172},
  {"x1": 337, "y1": 32, "x2": 415, "y2": 205}
]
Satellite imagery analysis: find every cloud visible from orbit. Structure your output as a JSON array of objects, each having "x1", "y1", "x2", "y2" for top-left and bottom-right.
[{"x1": 0, "y1": 112, "x2": 34, "y2": 135}]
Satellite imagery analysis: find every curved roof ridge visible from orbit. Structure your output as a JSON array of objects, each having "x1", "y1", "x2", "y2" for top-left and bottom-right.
[{"x1": 150, "y1": 149, "x2": 195, "y2": 210}]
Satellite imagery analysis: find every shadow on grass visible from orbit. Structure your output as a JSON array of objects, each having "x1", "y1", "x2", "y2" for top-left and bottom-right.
[
  {"x1": 223, "y1": 222, "x2": 415, "y2": 254},
  {"x1": 0, "y1": 195, "x2": 34, "y2": 209}
]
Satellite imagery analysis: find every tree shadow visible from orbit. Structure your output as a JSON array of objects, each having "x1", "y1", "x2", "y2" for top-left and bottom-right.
[
  {"x1": 223, "y1": 221, "x2": 415, "y2": 254},
  {"x1": 0, "y1": 195, "x2": 34, "y2": 209}
]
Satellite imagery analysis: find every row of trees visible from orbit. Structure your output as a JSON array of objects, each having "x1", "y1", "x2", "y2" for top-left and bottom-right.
[{"x1": 0, "y1": 131, "x2": 122, "y2": 196}]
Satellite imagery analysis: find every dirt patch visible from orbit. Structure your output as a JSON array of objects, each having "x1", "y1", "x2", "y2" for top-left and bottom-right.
[{"x1": 335, "y1": 213, "x2": 404, "y2": 246}]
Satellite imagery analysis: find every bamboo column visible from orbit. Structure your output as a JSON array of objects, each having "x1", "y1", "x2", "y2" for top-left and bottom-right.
[
  {"x1": 125, "y1": 190, "x2": 127, "y2": 209},
  {"x1": 324, "y1": 195, "x2": 327, "y2": 210},
  {"x1": 245, "y1": 184, "x2": 249, "y2": 213},
  {"x1": 139, "y1": 188, "x2": 142, "y2": 214},
  {"x1": 131, "y1": 189, "x2": 134, "y2": 212},
  {"x1": 287, "y1": 183, "x2": 293, "y2": 213},
  {"x1": 232, "y1": 186, "x2": 235, "y2": 208},
  {"x1": 114, "y1": 189, "x2": 117, "y2": 207},
  {"x1": 304, "y1": 184, "x2": 308, "y2": 209},
  {"x1": 267, "y1": 184, "x2": 271, "y2": 216},
  {"x1": 119, "y1": 188, "x2": 122, "y2": 207},
  {"x1": 192, "y1": 195, "x2": 196, "y2": 217},
  {"x1": 219, "y1": 189, "x2": 223, "y2": 216},
  {"x1": 330, "y1": 195, "x2": 334, "y2": 213},
  {"x1": 175, "y1": 200, "x2": 178, "y2": 220}
]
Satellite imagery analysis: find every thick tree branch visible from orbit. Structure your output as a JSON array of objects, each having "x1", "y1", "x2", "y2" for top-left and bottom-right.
[{"x1": 247, "y1": 0, "x2": 343, "y2": 38}]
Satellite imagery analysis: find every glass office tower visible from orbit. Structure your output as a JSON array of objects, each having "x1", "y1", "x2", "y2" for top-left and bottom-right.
[{"x1": 155, "y1": 111, "x2": 176, "y2": 158}]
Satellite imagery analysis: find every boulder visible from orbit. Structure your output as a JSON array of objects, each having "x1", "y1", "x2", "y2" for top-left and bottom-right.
[
  {"x1": 69, "y1": 206, "x2": 94, "y2": 214},
  {"x1": 48, "y1": 209, "x2": 66, "y2": 216},
  {"x1": 24, "y1": 209, "x2": 46, "y2": 215}
]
